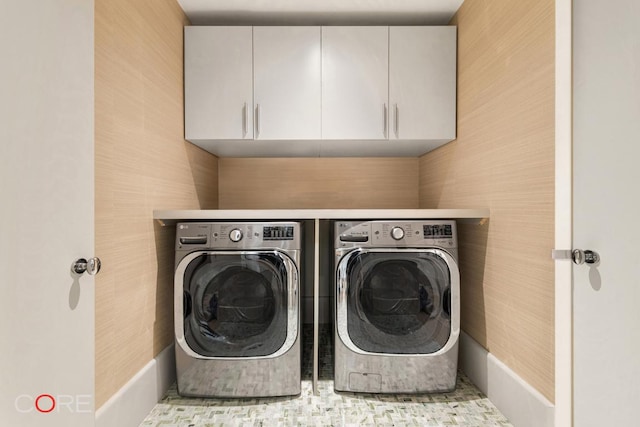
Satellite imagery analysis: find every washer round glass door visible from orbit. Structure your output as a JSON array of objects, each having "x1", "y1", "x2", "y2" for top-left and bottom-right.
[
  {"x1": 177, "y1": 251, "x2": 297, "y2": 358},
  {"x1": 337, "y1": 249, "x2": 458, "y2": 355}
]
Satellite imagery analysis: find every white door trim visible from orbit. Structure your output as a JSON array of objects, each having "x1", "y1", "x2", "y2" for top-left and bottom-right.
[{"x1": 555, "y1": 0, "x2": 573, "y2": 425}]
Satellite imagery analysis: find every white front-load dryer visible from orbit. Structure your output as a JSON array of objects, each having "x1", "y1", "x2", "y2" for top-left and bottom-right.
[
  {"x1": 334, "y1": 220, "x2": 460, "y2": 393},
  {"x1": 174, "y1": 222, "x2": 301, "y2": 397}
]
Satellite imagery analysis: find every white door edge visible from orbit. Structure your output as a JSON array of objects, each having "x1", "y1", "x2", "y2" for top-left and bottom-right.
[{"x1": 554, "y1": 0, "x2": 573, "y2": 425}]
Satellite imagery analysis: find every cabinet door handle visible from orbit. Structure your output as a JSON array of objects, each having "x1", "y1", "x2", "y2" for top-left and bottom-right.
[
  {"x1": 383, "y1": 103, "x2": 388, "y2": 138},
  {"x1": 243, "y1": 102, "x2": 248, "y2": 137},
  {"x1": 255, "y1": 103, "x2": 261, "y2": 138},
  {"x1": 394, "y1": 104, "x2": 399, "y2": 138},
  {"x1": 72, "y1": 257, "x2": 101, "y2": 276},
  {"x1": 552, "y1": 249, "x2": 601, "y2": 265}
]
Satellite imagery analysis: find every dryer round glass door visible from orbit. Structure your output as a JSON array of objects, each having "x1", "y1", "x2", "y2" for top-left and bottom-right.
[
  {"x1": 181, "y1": 251, "x2": 294, "y2": 358},
  {"x1": 338, "y1": 250, "x2": 456, "y2": 355}
]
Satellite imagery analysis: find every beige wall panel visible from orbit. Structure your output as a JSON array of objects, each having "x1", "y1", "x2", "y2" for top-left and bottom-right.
[
  {"x1": 95, "y1": 0, "x2": 218, "y2": 409},
  {"x1": 419, "y1": 0, "x2": 555, "y2": 401},
  {"x1": 219, "y1": 158, "x2": 419, "y2": 209}
]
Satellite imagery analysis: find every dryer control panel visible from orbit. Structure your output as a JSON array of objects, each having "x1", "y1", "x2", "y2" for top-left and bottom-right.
[
  {"x1": 335, "y1": 220, "x2": 457, "y2": 250},
  {"x1": 176, "y1": 222, "x2": 301, "y2": 251}
]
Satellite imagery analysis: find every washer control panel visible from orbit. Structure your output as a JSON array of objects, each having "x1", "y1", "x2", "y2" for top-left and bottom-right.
[
  {"x1": 336, "y1": 220, "x2": 457, "y2": 249},
  {"x1": 176, "y1": 222, "x2": 300, "y2": 250}
]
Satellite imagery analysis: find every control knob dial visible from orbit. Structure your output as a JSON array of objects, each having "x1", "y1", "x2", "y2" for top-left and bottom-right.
[
  {"x1": 390, "y1": 226, "x2": 405, "y2": 240},
  {"x1": 229, "y1": 228, "x2": 243, "y2": 242}
]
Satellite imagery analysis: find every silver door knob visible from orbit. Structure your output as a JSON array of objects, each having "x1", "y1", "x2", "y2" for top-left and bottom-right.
[
  {"x1": 572, "y1": 249, "x2": 599, "y2": 265},
  {"x1": 73, "y1": 257, "x2": 101, "y2": 275},
  {"x1": 552, "y1": 249, "x2": 600, "y2": 265}
]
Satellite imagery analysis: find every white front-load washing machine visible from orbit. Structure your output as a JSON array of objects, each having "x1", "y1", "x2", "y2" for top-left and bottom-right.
[
  {"x1": 334, "y1": 220, "x2": 460, "y2": 393},
  {"x1": 174, "y1": 221, "x2": 301, "y2": 397}
]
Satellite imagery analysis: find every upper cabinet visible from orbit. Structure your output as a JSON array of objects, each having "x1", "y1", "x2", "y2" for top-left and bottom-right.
[
  {"x1": 321, "y1": 27, "x2": 389, "y2": 140},
  {"x1": 389, "y1": 26, "x2": 456, "y2": 141},
  {"x1": 253, "y1": 27, "x2": 321, "y2": 140},
  {"x1": 184, "y1": 26, "x2": 253, "y2": 140},
  {"x1": 184, "y1": 25, "x2": 457, "y2": 157}
]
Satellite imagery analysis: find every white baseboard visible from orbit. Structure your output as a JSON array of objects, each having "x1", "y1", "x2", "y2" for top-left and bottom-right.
[
  {"x1": 459, "y1": 332, "x2": 554, "y2": 427},
  {"x1": 96, "y1": 344, "x2": 175, "y2": 427}
]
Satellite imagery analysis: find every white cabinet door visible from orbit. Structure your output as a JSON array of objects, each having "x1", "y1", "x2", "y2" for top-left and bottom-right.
[
  {"x1": 322, "y1": 27, "x2": 389, "y2": 140},
  {"x1": 1, "y1": 1, "x2": 95, "y2": 425},
  {"x1": 184, "y1": 26, "x2": 253, "y2": 140},
  {"x1": 571, "y1": 1, "x2": 640, "y2": 425},
  {"x1": 254, "y1": 27, "x2": 321, "y2": 140},
  {"x1": 389, "y1": 27, "x2": 456, "y2": 141}
]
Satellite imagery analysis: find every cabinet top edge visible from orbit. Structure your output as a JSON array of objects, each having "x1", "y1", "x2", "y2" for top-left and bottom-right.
[{"x1": 154, "y1": 209, "x2": 490, "y2": 226}]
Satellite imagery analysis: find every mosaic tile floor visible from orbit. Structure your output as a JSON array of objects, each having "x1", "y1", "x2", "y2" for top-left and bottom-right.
[{"x1": 140, "y1": 326, "x2": 512, "y2": 427}]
